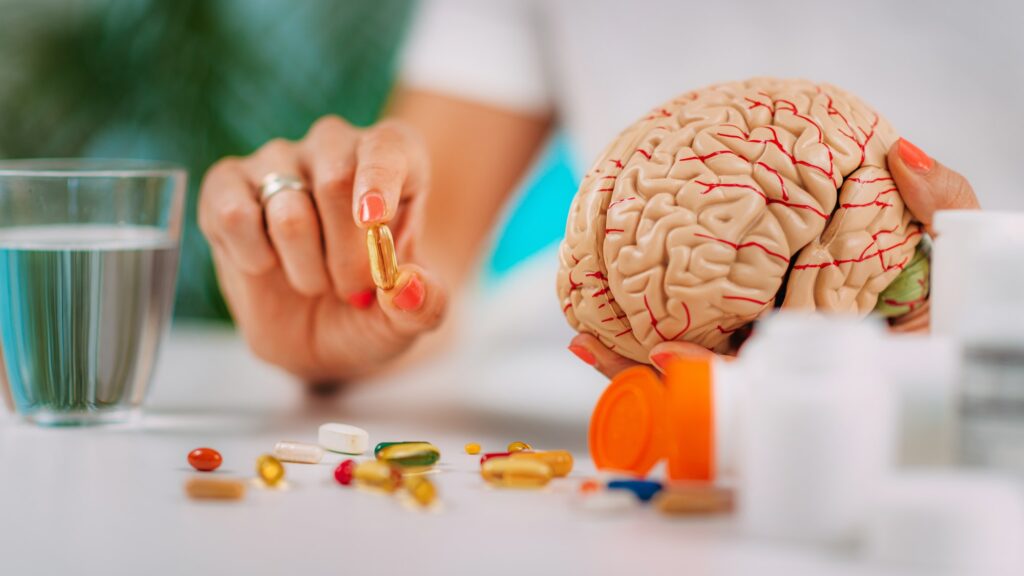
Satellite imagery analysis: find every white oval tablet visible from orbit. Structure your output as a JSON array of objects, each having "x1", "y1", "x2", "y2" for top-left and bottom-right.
[
  {"x1": 318, "y1": 423, "x2": 369, "y2": 455},
  {"x1": 576, "y1": 490, "x2": 639, "y2": 514},
  {"x1": 272, "y1": 441, "x2": 324, "y2": 464}
]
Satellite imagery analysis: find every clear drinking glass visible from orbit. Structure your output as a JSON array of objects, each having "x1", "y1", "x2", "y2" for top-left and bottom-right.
[{"x1": 0, "y1": 159, "x2": 185, "y2": 425}]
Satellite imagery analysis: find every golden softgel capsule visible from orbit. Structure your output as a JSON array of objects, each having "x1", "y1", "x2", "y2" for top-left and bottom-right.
[
  {"x1": 510, "y1": 450, "x2": 574, "y2": 477},
  {"x1": 481, "y1": 457, "x2": 552, "y2": 489},
  {"x1": 354, "y1": 460, "x2": 402, "y2": 493},
  {"x1": 256, "y1": 454, "x2": 285, "y2": 486},
  {"x1": 403, "y1": 475, "x2": 438, "y2": 507},
  {"x1": 366, "y1": 224, "x2": 398, "y2": 290}
]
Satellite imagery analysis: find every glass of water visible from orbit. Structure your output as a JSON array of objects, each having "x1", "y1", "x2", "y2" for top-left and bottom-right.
[{"x1": 0, "y1": 159, "x2": 185, "y2": 425}]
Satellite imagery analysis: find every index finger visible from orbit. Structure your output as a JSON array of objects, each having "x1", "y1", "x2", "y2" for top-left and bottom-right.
[{"x1": 352, "y1": 120, "x2": 429, "y2": 227}]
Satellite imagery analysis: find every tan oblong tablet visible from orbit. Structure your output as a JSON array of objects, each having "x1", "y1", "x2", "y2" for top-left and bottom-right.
[
  {"x1": 366, "y1": 224, "x2": 398, "y2": 291},
  {"x1": 653, "y1": 485, "x2": 734, "y2": 516},
  {"x1": 185, "y1": 477, "x2": 246, "y2": 501}
]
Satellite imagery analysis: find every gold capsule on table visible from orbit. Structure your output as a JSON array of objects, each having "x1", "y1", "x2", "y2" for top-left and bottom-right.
[
  {"x1": 507, "y1": 441, "x2": 531, "y2": 453},
  {"x1": 403, "y1": 474, "x2": 437, "y2": 507},
  {"x1": 377, "y1": 442, "x2": 440, "y2": 468},
  {"x1": 464, "y1": 442, "x2": 481, "y2": 455},
  {"x1": 354, "y1": 460, "x2": 402, "y2": 492},
  {"x1": 256, "y1": 454, "x2": 285, "y2": 486},
  {"x1": 185, "y1": 477, "x2": 246, "y2": 501},
  {"x1": 653, "y1": 485, "x2": 734, "y2": 516},
  {"x1": 481, "y1": 456, "x2": 552, "y2": 489},
  {"x1": 510, "y1": 450, "x2": 574, "y2": 477},
  {"x1": 366, "y1": 224, "x2": 399, "y2": 291}
]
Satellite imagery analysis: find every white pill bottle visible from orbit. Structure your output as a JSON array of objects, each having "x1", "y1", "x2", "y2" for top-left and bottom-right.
[{"x1": 728, "y1": 314, "x2": 897, "y2": 544}]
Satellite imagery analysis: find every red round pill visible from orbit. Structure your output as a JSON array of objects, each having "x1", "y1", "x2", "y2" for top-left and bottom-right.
[
  {"x1": 187, "y1": 447, "x2": 222, "y2": 472},
  {"x1": 334, "y1": 459, "x2": 356, "y2": 486}
]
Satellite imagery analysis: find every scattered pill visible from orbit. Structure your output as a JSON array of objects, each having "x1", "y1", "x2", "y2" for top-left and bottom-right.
[
  {"x1": 319, "y1": 423, "x2": 369, "y2": 455},
  {"x1": 185, "y1": 477, "x2": 246, "y2": 501},
  {"x1": 334, "y1": 459, "x2": 356, "y2": 486},
  {"x1": 510, "y1": 450, "x2": 574, "y2": 477},
  {"x1": 480, "y1": 452, "x2": 511, "y2": 466},
  {"x1": 373, "y1": 441, "x2": 433, "y2": 458},
  {"x1": 354, "y1": 460, "x2": 402, "y2": 492},
  {"x1": 256, "y1": 454, "x2": 285, "y2": 486},
  {"x1": 481, "y1": 457, "x2": 552, "y2": 489},
  {"x1": 187, "y1": 447, "x2": 222, "y2": 472},
  {"x1": 507, "y1": 441, "x2": 532, "y2": 453},
  {"x1": 464, "y1": 442, "x2": 481, "y2": 455},
  {"x1": 272, "y1": 441, "x2": 324, "y2": 464},
  {"x1": 580, "y1": 479, "x2": 601, "y2": 493},
  {"x1": 653, "y1": 485, "x2": 734, "y2": 516},
  {"x1": 577, "y1": 490, "x2": 639, "y2": 513},
  {"x1": 607, "y1": 479, "x2": 663, "y2": 502},
  {"x1": 366, "y1": 224, "x2": 399, "y2": 290},
  {"x1": 403, "y1": 475, "x2": 438, "y2": 507},
  {"x1": 377, "y1": 442, "x2": 440, "y2": 468}
]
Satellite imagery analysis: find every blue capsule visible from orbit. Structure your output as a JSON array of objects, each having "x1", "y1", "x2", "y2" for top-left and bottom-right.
[{"x1": 607, "y1": 479, "x2": 664, "y2": 502}]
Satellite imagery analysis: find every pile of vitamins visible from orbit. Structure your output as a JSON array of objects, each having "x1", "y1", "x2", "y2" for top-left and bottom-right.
[{"x1": 183, "y1": 427, "x2": 735, "y2": 518}]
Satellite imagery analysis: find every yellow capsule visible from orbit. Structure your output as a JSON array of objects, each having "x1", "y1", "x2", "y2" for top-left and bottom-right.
[
  {"x1": 507, "y1": 441, "x2": 531, "y2": 453},
  {"x1": 185, "y1": 477, "x2": 246, "y2": 501},
  {"x1": 256, "y1": 454, "x2": 285, "y2": 486},
  {"x1": 366, "y1": 224, "x2": 399, "y2": 291},
  {"x1": 403, "y1": 474, "x2": 437, "y2": 507},
  {"x1": 510, "y1": 450, "x2": 574, "y2": 477},
  {"x1": 354, "y1": 460, "x2": 402, "y2": 492},
  {"x1": 481, "y1": 456, "x2": 552, "y2": 488},
  {"x1": 464, "y1": 442, "x2": 481, "y2": 455}
]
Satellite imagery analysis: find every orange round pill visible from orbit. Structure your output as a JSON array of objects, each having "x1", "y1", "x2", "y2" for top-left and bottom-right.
[
  {"x1": 589, "y1": 366, "x2": 670, "y2": 477},
  {"x1": 665, "y1": 358, "x2": 714, "y2": 482},
  {"x1": 579, "y1": 479, "x2": 600, "y2": 493},
  {"x1": 187, "y1": 447, "x2": 222, "y2": 472}
]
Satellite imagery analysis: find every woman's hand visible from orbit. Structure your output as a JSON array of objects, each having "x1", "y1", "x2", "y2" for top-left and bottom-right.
[
  {"x1": 569, "y1": 137, "x2": 981, "y2": 378},
  {"x1": 199, "y1": 116, "x2": 448, "y2": 383}
]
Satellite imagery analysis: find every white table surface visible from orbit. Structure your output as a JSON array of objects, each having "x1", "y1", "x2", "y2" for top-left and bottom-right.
[{"x1": 0, "y1": 323, "x2": 918, "y2": 576}]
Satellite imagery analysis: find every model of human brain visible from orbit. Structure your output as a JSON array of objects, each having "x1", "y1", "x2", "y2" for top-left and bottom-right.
[{"x1": 557, "y1": 78, "x2": 926, "y2": 362}]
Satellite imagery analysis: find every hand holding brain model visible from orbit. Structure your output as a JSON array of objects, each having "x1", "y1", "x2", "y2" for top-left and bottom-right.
[{"x1": 558, "y1": 78, "x2": 933, "y2": 364}]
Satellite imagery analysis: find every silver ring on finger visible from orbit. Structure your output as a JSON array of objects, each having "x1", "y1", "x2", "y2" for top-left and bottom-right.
[{"x1": 259, "y1": 173, "x2": 309, "y2": 206}]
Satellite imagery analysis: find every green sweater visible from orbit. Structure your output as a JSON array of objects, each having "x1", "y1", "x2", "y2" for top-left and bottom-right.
[{"x1": 0, "y1": 0, "x2": 414, "y2": 319}]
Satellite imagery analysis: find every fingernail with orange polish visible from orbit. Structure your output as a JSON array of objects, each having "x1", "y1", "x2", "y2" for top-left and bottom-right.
[
  {"x1": 393, "y1": 274, "x2": 424, "y2": 312},
  {"x1": 359, "y1": 192, "x2": 386, "y2": 224},
  {"x1": 897, "y1": 138, "x2": 933, "y2": 173},
  {"x1": 568, "y1": 344, "x2": 596, "y2": 366},
  {"x1": 650, "y1": 352, "x2": 677, "y2": 372},
  {"x1": 347, "y1": 289, "x2": 375, "y2": 310}
]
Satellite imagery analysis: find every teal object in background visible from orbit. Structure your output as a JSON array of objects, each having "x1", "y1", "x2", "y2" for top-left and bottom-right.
[{"x1": 484, "y1": 135, "x2": 580, "y2": 283}]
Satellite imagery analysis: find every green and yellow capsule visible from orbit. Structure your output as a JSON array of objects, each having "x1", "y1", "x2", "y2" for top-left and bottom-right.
[{"x1": 376, "y1": 442, "x2": 441, "y2": 468}]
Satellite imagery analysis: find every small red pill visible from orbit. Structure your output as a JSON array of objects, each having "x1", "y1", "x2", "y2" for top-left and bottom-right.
[
  {"x1": 188, "y1": 447, "x2": 222, "y2": 472},
  {"x1": 479, "y1": 451, "x2": 511, "y2": 467},
  {"x1": 334, "y1": 459, "x2": 356, "y2": 485}
]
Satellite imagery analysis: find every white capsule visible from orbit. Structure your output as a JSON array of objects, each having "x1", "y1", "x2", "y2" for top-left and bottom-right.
[
  {"x1": 272, "y1": 441, "x2": 324, "y2": 464},
  {"x1": 318, "y1": 423, "x2": 369, "y2": 455},
  {"x1": 576, "y1": 490, "x2": 640, "y2": 514}
]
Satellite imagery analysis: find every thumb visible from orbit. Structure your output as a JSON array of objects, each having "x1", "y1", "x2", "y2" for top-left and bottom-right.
[
  {"x1": 888, "y1": 138, "x2": 980, "y2": 234},
  {"x1": 376, "y1": 264, "x2": 448, "y2": 337}
]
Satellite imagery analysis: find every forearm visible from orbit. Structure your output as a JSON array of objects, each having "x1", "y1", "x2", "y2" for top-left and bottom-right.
[{"x1": 388, "y1": 88, "x2": 552, "y2": 291}]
